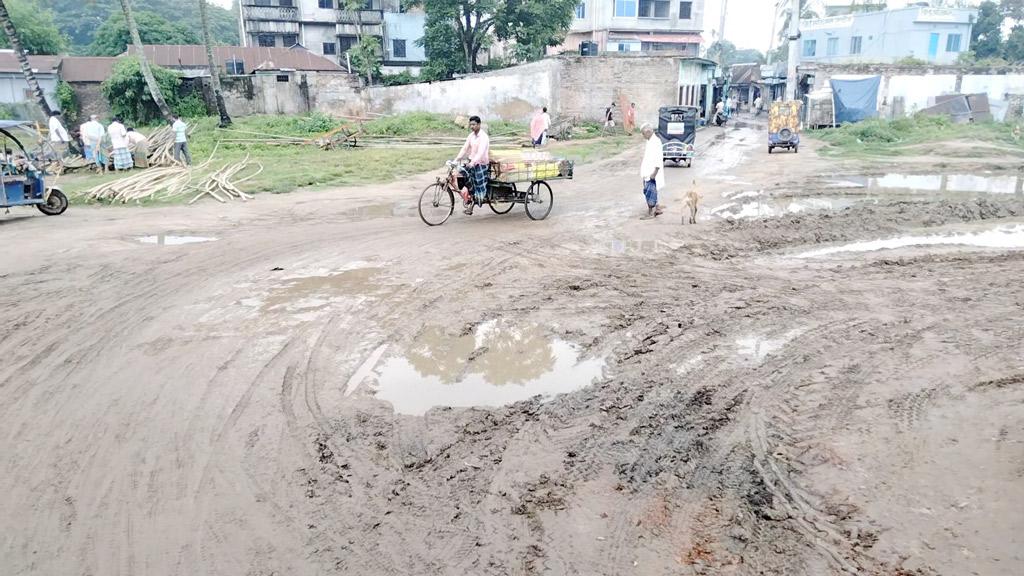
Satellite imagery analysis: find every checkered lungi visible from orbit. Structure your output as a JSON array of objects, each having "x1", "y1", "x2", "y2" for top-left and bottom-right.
[
  {"x1": 461, "y1": 164, "x2": 489, "y2": 204},
  {"x1": 112, "y1": 147, "x2": 132, "y2": 170}
]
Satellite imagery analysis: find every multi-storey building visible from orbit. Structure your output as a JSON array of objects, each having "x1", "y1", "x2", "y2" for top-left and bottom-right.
[
  {"x1": 556, "y1": 0, "x2": 705, "y2": 55},
  {"x1": 238, "y1": 0, "x2": 425, "y2": 73},
  {"x1": 800, "y1": 5, "x2": 976, "y2": 65}
]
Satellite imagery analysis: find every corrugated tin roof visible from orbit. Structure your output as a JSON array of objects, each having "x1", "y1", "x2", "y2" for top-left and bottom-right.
[
  {"x1": 126, "y1": 45, "x2": 345, "y2": 74},
  {"x1": 59, "y1": 57, "x2": 118, "y2": 83},
  {"x1": 730, "y1": 63, "x2": 761, "y2": 84},
  {"x1": 0, "y1": 52, "x2": 60, "y2": 74}
]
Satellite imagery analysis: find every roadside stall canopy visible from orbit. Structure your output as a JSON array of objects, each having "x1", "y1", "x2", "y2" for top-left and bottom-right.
[{"x1": 829, "y1": 75, "x2": 881, "y2": 124}]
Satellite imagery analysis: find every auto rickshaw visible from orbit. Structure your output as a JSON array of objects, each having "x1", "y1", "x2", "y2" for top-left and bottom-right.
[
  {"x1": 0, "y1": 120, "x2": 68, "y2": 216},
  {"x1": 658, "y1": 105, "x2": 698, "y2": 167},
  {"x1": 768, "y1": 100, "x2": 802, "y2": 154}
]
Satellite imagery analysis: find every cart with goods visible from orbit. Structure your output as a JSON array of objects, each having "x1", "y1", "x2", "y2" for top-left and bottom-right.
[
  {"x1": 418, "y1": 153, "x2": 573, "y2": 226},
  {"x1": 768, "y1": 100, "x2": 802, "y2": 154},
  {"x1": 0, "y1": 120, "x2": 68, "y2": 216}
]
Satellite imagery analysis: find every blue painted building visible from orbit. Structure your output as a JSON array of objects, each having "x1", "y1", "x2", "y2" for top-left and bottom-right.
[{"x1": 799, "y1": 6, "x2": 976, "y2": 65}]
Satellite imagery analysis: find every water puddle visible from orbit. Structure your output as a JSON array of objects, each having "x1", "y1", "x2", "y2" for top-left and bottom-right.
[
  {"x1": 837, "y1": 173, "x2": 1024, "y2": 195},
  {"x1": 736, "y1": 329, "x2": 805, "y2": 362},
  {"x1": 137, "y1": 235, "x2": 217, "y2": 245},
  {"x1": 352, "y1": 320, "x2": 605, "y2": 416},
  {"x1": 794, "y1": 224, "x2": 1024, "y2": 258},
  {"x1": 261, "y1": 263, "x2": 383, "y2": 312},
  {"x1": 711, "y1": 195, "x2": 866, "y2": 220},
  {"x1": 337, "y1": 203, "x2": 417, "y2": 222}
]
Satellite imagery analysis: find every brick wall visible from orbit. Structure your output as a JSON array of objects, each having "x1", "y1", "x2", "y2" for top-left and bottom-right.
[
  {"x1": 68, "y1": 82, "x2": 111, "y2": 122},
  {"x1": 555, "y1": 55, "x2": 679, "y2": 127}
]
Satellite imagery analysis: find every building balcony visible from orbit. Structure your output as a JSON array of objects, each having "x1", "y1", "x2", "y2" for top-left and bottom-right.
[
  {"x1": 245, "y1": 20, "x2": 300, "y2": 34},
  {"x1": 338, "y1": 10, "x2": 383, "y2": 25},
  {"x1": 242, "y1": 5, "x2": 298, "y2": 22},
  {"x1": 337, "y1": 22, "x2": 384, "y2": 37}
]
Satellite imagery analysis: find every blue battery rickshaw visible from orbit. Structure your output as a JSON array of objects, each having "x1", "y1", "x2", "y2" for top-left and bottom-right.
[{"x1": 0, "y1": 120, "x2": 68, "y2": 216}]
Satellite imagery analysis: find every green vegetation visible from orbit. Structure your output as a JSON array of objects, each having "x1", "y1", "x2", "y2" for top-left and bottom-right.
[
  {"x1": 55, "y1": 81, "x2": 78, "y2": 124},
  {"x1": 45, "y1": 0, "x2": 237, "y2": 54},
  {"x1": 970, "y1": 1, "x2": 1024, "y2": 63},
  {"x1": 60, "y1": 113, "x2": 631, "y2": 202},
  {"x1": 810, "y1": 115, "x2": 1024, "y2": 157},
  {"x1": 89, "y1": 11, "x2": 199, "y2": 56},
  {"x1": 0, "y1": 0, "x2": 67, "y2": 55},
  {"x1": 101, "y1": 57, "x2": 197, "y2": 125}
]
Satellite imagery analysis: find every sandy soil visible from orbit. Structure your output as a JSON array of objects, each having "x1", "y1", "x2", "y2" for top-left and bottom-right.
[{"x1": 1, "y1": 120, "x2": 1022, "y2": 576}]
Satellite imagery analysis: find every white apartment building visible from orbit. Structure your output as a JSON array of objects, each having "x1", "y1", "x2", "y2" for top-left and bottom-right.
[
  {"x1": 238, "y1": 0, "x2": 425, "y2": 73},
  {"x1": 557, "y1": 0, "x2": 706, "y2": 55}
]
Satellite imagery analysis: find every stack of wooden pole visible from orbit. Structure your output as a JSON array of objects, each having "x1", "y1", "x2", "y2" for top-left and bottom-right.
[{"x1": 189, "y1": 156, "x2": 263, "y2": 204}]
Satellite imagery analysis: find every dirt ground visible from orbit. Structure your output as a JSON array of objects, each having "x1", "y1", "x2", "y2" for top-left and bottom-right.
[{"x1": 1, "y1": 119, "x2": 1022, "y2": 576}]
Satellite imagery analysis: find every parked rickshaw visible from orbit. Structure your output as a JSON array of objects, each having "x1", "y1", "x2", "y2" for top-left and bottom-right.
[
  {"x1": 418, "y1": 158, "x2": 573, "y2": 226},
  {"x1": 658, "y1": 105, "x2": 698, "y2": 167},
  {"x1": 0, "y1": 120, "x2": 68, "y2": 216},
  {"x1": 768, "y1": 101, "x2": 802, "y2": 154}
]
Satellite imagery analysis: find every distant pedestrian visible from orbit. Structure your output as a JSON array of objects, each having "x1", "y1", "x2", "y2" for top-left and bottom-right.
[
  {"x1": 624, "y1": 102, "x2": 637, "y2": 134},
  {"x1": 108, "y1": 117, "x2": 131, "y2": 171},
  {"x1": 530, "y1": 106, "x2": 551, "y2": 147},
  {"x1": 604, "y1": 102, "x2": 616, "y2": 128},
  {"x1": 639, "y1": 124, "x2": 664, "y2": 218},
  {"x1": 754, "y1": 95, "x2": 763, "y2": 117},
  {"x1": 47, "y1": 110, "x2": 70, "y2": 158},
  {"x1": 172, "y1": 115, "x2": 192, "y2": 166},
  {"x1": 127, "y1": 128, "x2": 149, "y2": 169},
  {"x1": 80, "y1": 114, "x2": 106, "y2": 172}
]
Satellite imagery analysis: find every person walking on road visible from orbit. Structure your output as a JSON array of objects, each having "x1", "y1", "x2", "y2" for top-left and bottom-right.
[
  {"x1": 640, "y1": 124, "x2": 664, "y2": 218},
  {"x1": 47, "y1": 110, "x2": 70, "y2": 159},
  {"x1": 172, "y1": 115, "x2": 192, "y2": 166},
  {"x1": 454, "y1": 115, "x2": 490, "y2": 216},
  {"x1": 107, "y1": 117, "x2": 131, "y2": 171},
  {"x1": 604, "y1": 102, "x2": 616, "y2": 128}
]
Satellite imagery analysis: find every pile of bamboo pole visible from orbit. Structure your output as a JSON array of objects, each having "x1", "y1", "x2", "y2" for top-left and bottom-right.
[
  {"x1": 83, "y1": 166, "x2": 196, "y2": 203},
  {"x1": 189, "y1": 157, "x2": 263, "y2": 204},
  {"x1": 146, "y1": 125, "x2": 194, "y2": 167}
]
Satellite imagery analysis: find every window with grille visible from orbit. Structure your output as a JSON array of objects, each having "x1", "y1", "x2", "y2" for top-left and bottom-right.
[
  {"x1": 850, "y1": 36, "x2": 862, "y2": 54},
  {"x1": 679, "y1": 1, "x2": 691, "y2": 19},
  {"x1": 225, "y1": 59, "x2": 244, "y2": 74},
  {"x1": 802, "y1": 39, "x2": 816, "y2": 57},
  {"x1": 946, "y1": 34, "x2": 961, "y2": 52},
  {"x1": 392, "y1": 39, "x2": 406, "y2": 58},
  {"x1": 257, "y1": 34, "x2": 275, "y2": 47},
  {"x1": 639, "y1": 0, "x2": 669, "y2": 18},
  {"x1": 614, "y1": 0, "x2": 637, "y2": 17},
  {"x1": 338, "y1": 36, "x2": 357, "y2": 53},
  {"x1": 279, "y1": 0, "x2": 294, "y2": 6},
  {"x1": 826, "y1": 37, "x2": 838, "y2": 56},
  {"x1": 575, "y1": 2, "x2": 585, "y2": 19},
  {"x1": 323, "y1": 42, "x2": 337, "y2": 55},
  {"x1": 318, "y1": 0, "x2": 333, "y2": 8},
  {"x1": 282, "y1": 34, "x2": 298, "y2": 47},
  {"x1": 276, "y1": 74, "x2": 289, "y2": 82}
]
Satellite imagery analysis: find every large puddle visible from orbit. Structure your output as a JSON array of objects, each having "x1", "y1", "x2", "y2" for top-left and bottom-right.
[
  {"x1": 837, "y1": 173, "x2": 1024, "y2": 195},
  {"x1": 794, "y1": 224, "x2": 1024, "y2": 258},
  {"x1": 711, "y1": 191, "x2": 867, "y2": 220},
  {"x1": 259, "y1": 264, "x2": 383, "y2": 313},
  {"x1": 137, "y1": 235, "x2": 217, "y2": 245},
  {"x1": 351, "y1": 320, "x2": 605, "y2": 416}
]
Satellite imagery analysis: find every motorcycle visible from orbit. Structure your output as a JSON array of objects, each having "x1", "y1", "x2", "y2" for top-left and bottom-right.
[{"x1": 713, "y1": 111, "x2": 729, "y2": 126}]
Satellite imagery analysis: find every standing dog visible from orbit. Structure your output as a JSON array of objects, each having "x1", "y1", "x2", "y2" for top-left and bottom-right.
[{"x1": 682, "y1": 180, "x2": 701, "y2": 225}]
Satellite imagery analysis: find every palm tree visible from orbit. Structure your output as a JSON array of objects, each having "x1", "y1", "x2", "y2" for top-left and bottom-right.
[
  {"x1": 0, "y1": 0, "x2": 52, "y2": 116},
  {"x1": 198, "y1": 0, "x2": 231, "y2": 127},
  {"x1": 118, "y1": 0, "x2": 174, "y2": 122}
]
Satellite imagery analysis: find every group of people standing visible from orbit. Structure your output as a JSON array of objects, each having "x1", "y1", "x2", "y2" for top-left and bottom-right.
[{"x1": 47, "y1": 111, "x2": 192, "y2": 172}]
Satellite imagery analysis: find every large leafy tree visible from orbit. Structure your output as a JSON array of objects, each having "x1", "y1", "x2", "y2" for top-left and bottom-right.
[
  {"x1": 0, "y1": 0, "x2": 50, "y2": 115},
  {"x1": 101, "y1": 57, "x2": 181, "y2": 124},
  {"x1": 89, "y1": 10, "x2": 199, "y2": 56},
  {"x1": 0, "y1": 0, "x2": 67, "y2": 54},
  {"x1": 1005, "y1": 25, "x2": 1024, "y2": 62},
  {"x1": 972, "y1": 1, "x2": 1004, "y2": 59},
  {"x1": 47, "y1": 0, "x2": 237, "y2": 54},
  {"x1": 416, "y1": 0, "x2": 577, "y2": 78}
]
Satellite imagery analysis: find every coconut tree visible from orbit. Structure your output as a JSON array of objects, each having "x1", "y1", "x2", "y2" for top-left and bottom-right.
[
  {"x1": 0, "y1": 0, "x2": 51, "y2": 116},
  {"x1": 117, "y1": 0, "x2": 174, "y2": 122},
  {"x1": 199, "y1": 0, "x2": 231, "y2": 126}
]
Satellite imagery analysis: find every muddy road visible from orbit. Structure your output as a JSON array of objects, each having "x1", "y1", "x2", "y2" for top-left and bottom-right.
[{"x1": 1, "y1": 123, "x2": 1022, "y2": 575}]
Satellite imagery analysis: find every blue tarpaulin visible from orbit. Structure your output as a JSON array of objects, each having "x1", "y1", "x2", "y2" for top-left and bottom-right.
[{"x1": 830, "y1": 76, "x2": 880, "y2": 124}]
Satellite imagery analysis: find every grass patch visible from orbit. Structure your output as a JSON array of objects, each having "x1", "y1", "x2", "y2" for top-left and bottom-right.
[
  {"x1": 58, "y1": 113, "x2": 627, "y2": 204},
  {"x1": 810, "y1": 115, "x2": 1024, "y2": 157}
]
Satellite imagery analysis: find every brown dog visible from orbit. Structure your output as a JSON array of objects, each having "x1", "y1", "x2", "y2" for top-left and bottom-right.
[{"x1": 682, "y1": 181, "x2": 701, "y2": 225}]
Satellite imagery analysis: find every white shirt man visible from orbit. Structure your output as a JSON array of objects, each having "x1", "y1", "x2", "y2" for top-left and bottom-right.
[
  {"x1": 640, "y1": 125, "x2": 664, "y2": 217},
  {"x1": 107, "y1": 120, "x2": 128, "y2": 149},
  {"x1": 48, "y1": 114, "x2": 69, "y2": 143},
  {"x1": 80, "y1": 115, "x2": 106, "y2": 166}
]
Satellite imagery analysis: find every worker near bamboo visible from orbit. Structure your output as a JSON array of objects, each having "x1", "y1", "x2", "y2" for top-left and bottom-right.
[
  {"x1": 48, "y1": 110, "x2": 70, "y2": 159},
  {"x1": 127, "y1": 128, "x2": 149, "y2": 169},
  {"x1": 108, "y1": 117, "x2": 131, "y2": 172},
  {"x1": 79, "y1": 115, "x2": 106, "y2": 173},
  {"x1": 454, "y1": 115, "x2": 490, "y2": 216},
  {"x1": 171, "y1": 115, "x2": 192, "y2": 166}
]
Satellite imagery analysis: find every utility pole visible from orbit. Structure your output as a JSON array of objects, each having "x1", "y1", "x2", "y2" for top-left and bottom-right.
[
  {"x1": 784, "y1": 0, "x2": 800, "y2": 100},
  {"x1": 767, "y1": 0, "x2": 782, "y2": 65},
  {"x1": 718, "y1": 0, "x2": 728, "y2": 55}
]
